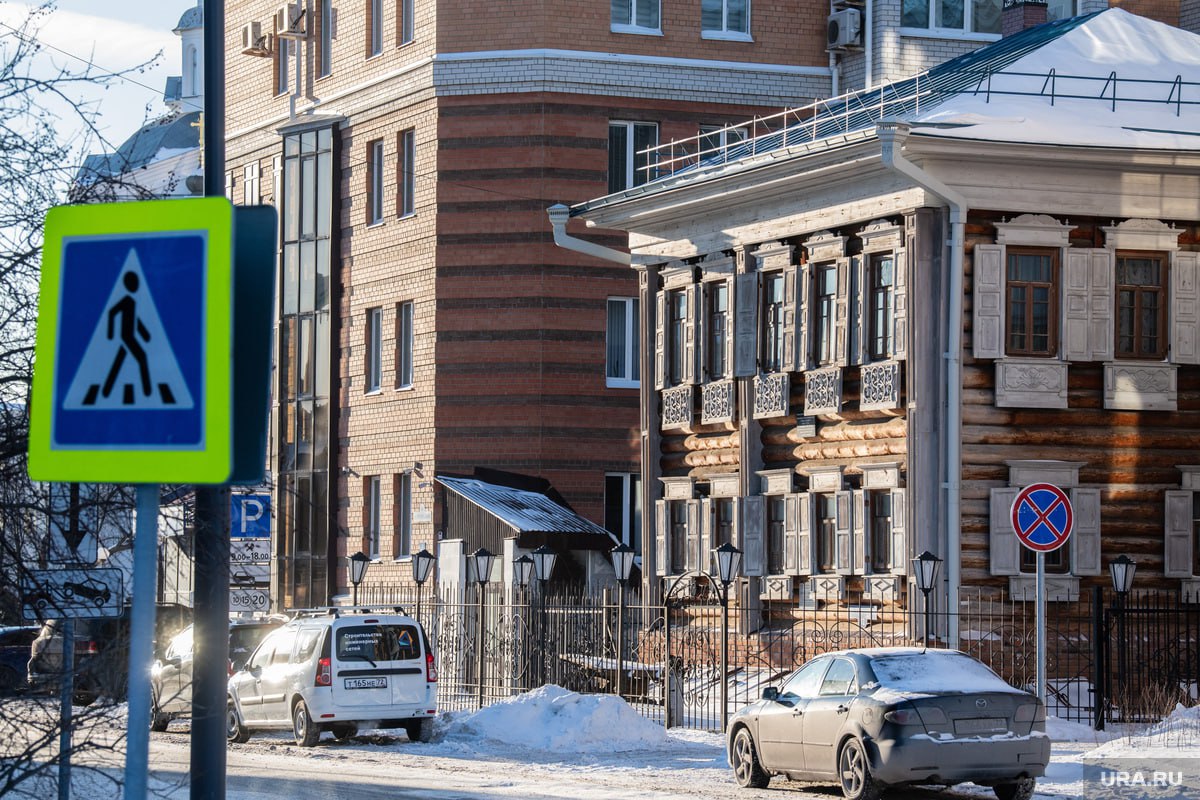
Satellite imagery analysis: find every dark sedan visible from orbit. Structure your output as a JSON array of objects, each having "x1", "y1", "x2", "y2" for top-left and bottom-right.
[{"x1": 727, "y1": 647, "x2": 1049, "y2": 800}]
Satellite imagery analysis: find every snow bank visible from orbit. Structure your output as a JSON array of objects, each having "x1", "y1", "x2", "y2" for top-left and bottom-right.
[
  {"x1": 1087, "y1": 703, "x2": 1200, "y2": 758},
  {"x1": 437, "y1": 685, "x2": 672, "y2": 754}
]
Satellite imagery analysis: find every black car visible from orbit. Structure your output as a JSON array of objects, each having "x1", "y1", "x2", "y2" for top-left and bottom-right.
[
  {"x1": 62, "y1": 579, "x2": 112, "y2": 607},
  {"x1": 28, "y1": 614, "x2": 130, "y2": 705},
  {"x1": 727, "y1": 647, "x2": 1049, "y2": 800},
  {"x1": 0, "y1": 626, "x2": 39, "y2": 694}
]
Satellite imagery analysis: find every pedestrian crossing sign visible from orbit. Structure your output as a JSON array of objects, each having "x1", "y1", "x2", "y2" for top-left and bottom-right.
[{"x1": 28, "y1": 198, "x2": 234, "y2": 483}]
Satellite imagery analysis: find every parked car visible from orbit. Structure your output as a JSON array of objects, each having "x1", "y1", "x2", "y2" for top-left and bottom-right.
[
  {"x1": 227, "y1": 609, "x2": 438, "y2": 747},
  {"x1": 0, "y1": 626, "x2": 39, "y2": 695},
  {"x1": 150, "y1": 616, "x2": 286, "y2": 731},
  {"x1": 61, "y1": 578, "x2": 112, "y2": 607},
  {"x1": 27, "y1": 614, "x2": 130, "y2": 705},
  {"x1": 727, "y1": 647, "x2": 1049, "y2": 800}
]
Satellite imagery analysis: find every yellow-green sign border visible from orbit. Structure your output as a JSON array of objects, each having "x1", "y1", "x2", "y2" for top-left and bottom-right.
[{"x1": 28, "y1": 197, "x2": 233, "y2": 484}]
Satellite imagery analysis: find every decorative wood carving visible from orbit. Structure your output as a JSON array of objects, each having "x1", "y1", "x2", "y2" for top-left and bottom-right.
[
  {"x1": 804, "y1": 366, "x2": 842, "y2": 415},
  {"x1": 1102, "y1": 218, "x2": 1181, "y2": 252},
  {"x1": 809, "y1": 574, "x2": 844, "y2": 601},
  {"x1": 994, "y1": 358, "x2": 1068, "y2": 409},
  {"x1": 1104, "y1": 361, "x2": 1178, "y2": 411},
  {"x1": 661, "y1": 384, "x2": 694, "y2": 430},
  {"x1": 860, "y1": 360, "x2": 901, "y2": 411},
  {"x1": 753, "y1": 372, "x2": 789, "y2": 419},
  {"x1": 1008, "y1": 575, "x2": 1079, "y2": 603},
  {"x1": 760, "y1": 575, "x2": 793, "y2": 601},
  {"x1": 863, "y1": 574, "x2": 901, "y2": 603},
  {"x1": 701, "y1": 379, "x2": 736, "y2": 424}
]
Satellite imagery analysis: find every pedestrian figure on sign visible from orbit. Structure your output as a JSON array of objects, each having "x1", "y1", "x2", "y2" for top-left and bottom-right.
[{"x1": 102, "y1": 271, "x2": 152, "y2": 400}]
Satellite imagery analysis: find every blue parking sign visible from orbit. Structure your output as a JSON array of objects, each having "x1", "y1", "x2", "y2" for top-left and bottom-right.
[{"x1": 232, "y1": 494, "x2": 271, "y2": 538}]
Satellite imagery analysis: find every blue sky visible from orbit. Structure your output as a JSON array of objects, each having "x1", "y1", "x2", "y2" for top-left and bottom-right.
[{"x1": 2, "y1": 1, "x2": 195, "y2": 147}]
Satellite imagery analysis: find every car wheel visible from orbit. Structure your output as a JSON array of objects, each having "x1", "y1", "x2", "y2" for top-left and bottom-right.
[
  {"x1": 226, "y1": 698, "x2": 250, "y2": 743},
  {"x1": 150, "y1": 704, "x2": 171, "y2": 733},
  {"x1": 330, "y1": 722, "x2": 357, "y2": 741},
  {"x1": 731, "y1": 727, "x2": 769, "y2": 789},
  {"x1": 403, "y1": 717, "x2": 433, "y2": 743},
  {"x1": 993, "y1": 777, "x2": 1036, "y2": 800},
  {"x1": 292, "y1": 700, "x2": 320, "y2": 747},
  {"x1": 0, "y1": 665, "x2": 20, "y2": 695},
  {"x1": 838, "y1": 738, "x2": 883, "y2": 800}
]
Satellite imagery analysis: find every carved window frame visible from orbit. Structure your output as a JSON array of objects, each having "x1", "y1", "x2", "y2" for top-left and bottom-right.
[
  {"x1": 1004, "y1": 246, "x2": 1059, "y2": 358},
  {"x1": 1114, "y1": 250, "x2": 1168, "y2": 361}
]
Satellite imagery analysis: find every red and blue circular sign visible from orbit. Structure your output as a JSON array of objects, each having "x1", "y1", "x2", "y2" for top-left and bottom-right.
[{"x1": 1010, "y1": 483, "x2": 1074, "y2": 552}]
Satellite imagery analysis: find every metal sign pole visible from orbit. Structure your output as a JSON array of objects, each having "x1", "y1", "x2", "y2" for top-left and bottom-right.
[
  {"x1": 1036, "y1": 551, "x2": 1046, "y2": 704},
  {"x1": 58, "y1": 618, "x2": 74, "y2": 800},
  {"x1": 123, "y1": 484, "x2": 160, "y2": 800}
]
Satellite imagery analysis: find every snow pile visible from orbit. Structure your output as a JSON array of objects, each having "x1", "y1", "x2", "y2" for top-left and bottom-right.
[
  {"x1": 437, "y1": 685, "x2": 672, "y2": 754},
  {"x1": 1087, "y1": 703, "x2": 1200, "y2": 758}
]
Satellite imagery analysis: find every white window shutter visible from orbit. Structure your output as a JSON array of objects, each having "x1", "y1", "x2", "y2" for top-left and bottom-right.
[
  {"x1": 1171, "y1": 252, "x2": 1200, "y2": 365},
  {"x1": 1063, "y1": 249, "x2": 1091, "y2": 362},
  {"x1": 973, "y1": 244, "x2": 1005, "y2": 359},
  {"x1": 798, "y1": 263, "x2": 811, "y2": 371},
  {"x1": 683, "y1": 284, "x2": 699, "y2": 384},
  {"x1": 851, "y1": 489, "x2": 865, "y2": 575},
  {"x1": 890, "y1": 488, "x2": 907, "y2": 575},
  {"x1": 655, "y1": 500, "x2": 669, "y2": 577},
  {"x1": 989, "y1": 487, "x2": 1021, "y2": 575},
  {"x1": 797, "y1": 492, "x2": 812, "y2": 576},
  {"x1": 783, "y1": 493, "x2": 799, "y2": 575},
  {"x1": 654, "y1": 290, "x2": 667, "y2": 389},
  {"x1": 685, "y1": 499, "x2": 701, "y2": 572},
  {"x1": 723, "y1": 279, "x2": 736, "y2": 379},
  {"x1": 733, "y1": 273, "x2": 758, "y2": 377},
  {"x1": 850, "y1": 256, "x2": 865, "y2": 366},
  {"x1": 1164, "y1": 490, "x2": 1194, "y2": 578},
  {"x1": 738, "y1": 496, "x2": 765, "y2": 577},
  {"x1": 894, "y1": 247, "x2": 908, "y2": 361},
  {"x1": 834, "y1": 257, "x2": 851, "y2": 365},
  {"x1": 1069, "y1": 487, "x2": 1101, "y2": 575},
  {"x1": 1088, "y1": 249, "x2": 1114, "y2": 361},
  {"x1": 835, "y1": 490, "x2": 853, "y2": 575},
  {"x1": 782, "y1": 265, "x2": 799, "y2": 372},
  {"x1": 700, "y1": 498, "x2": 714, "y2": 568}
]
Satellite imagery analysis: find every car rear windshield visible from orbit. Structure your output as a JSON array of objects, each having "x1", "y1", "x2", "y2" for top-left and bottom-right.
[
  {"x1": 869, "y1": 652, "x2": 1019, "y2": 694},
  {"x1": 336, "y1": 624, "x2": 421, "y2": 662}
]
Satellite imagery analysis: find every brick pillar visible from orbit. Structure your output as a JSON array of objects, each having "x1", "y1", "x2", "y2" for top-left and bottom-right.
[{"x1": 1002, "y1": 0, "x2": 1049, "y2": 36}]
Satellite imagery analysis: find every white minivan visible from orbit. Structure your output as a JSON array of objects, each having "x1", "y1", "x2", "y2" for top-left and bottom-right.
[{"x1": 227, "y1": 609, "x2": 437, "y2": 746}]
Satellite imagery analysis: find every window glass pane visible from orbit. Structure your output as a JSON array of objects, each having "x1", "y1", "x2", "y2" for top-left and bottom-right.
[
  {"x1": 972, "y1": 0, "x2": 1000, "y2": 33},
  {"x1": 301, "y1": 156, "x2": 316, "y2": 237},
  {"x1": 296, "y1": 475, "x2": 311, "y2": 553},
  {"x1": 633, "y1": 123, "x2": 658, "y2": 186},
  {"x1": 284, "y1": 157, "x2": 299, "y2": 241},
  {"x1": 298, "y1": 315, "x2": 313, "y2": 397},
  {"x1": 937, "y1": 0, "x2": 963, "y2": 28},
  {"x1": 300, "y1": 240, "x2": 316, "y2": 312},
  {"x1": 612, "y1": 0, "x2": 631, "y2": 28},
  {"x1": 282, "y1": 243, "x2": 299, "y2": 315},
  {"x1": 314, "y1": 312, "x2": 330, "y2": 397},
  {"x1": 301, "y1": 131, "x2": 317, "y2": 154},
  {"x1": 631, "y1": 299, "x2": 640, "y2": 381},
  {"x1": 604, "y1": 475, "x2": 624, "y2": 536},
  {"x1": 313, "y1": 399, "x2": 329, "y2": 470},
  {"x1": 607, "y1": 299, "x2": 627, "y2": 379},
  {"x1": 728, "y1": 0, "x2": 746, "y2": 32},
  {"x1": 316, "y1": 239, "x2": 331, "y2": 311},
  {"x1": 317, "y1": 152, "x2": 332, "y2": 237},
  {"x1": 701, "y1": 0, "x2": 722, "y2": 30},
  {"x1": 635, "y1": 0, "x2": 659, "y2": 28},
  {"x1": 1046, "y1": 0, "x2": 1074, "y2": 21},
  {"x1": 608, "y1": 125, "x2": 628, "y2": 194},
  {"x1": 902, "y1": 0, "x2": 929, "y2": 26},
  {"x1": 631, "y1": 474, "x2": 642, "y2": 554}
]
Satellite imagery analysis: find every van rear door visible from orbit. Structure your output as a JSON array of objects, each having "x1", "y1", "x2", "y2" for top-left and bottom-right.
[{"x1": 332, "y1": 622, "x2": 426, "y2": 708}]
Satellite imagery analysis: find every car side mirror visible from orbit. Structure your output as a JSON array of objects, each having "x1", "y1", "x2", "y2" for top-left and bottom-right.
[
  {"x1": 249, "y1": 665, "x2": 262, "y2": 678},
  {"x1": 762, "y1": 687, "x2": 779, "y2": 702}
]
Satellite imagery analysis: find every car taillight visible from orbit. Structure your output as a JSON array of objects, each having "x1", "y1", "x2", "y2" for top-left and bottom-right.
[
  {"x1": 883, "y1": 707, "x2": 923, "y2": 725},
  {"x1": 75, "y1": 640, "x2": 98, "y2": 655},
  {"x1": 1015, "y1": 702, "x2": 1045, "y2": 723},
  {"x1": 316, "y1": 657, "x2": 331, "y2": 687},
  {"x1": 425, "y1": 652, "x2": 437, "y2": 683}
]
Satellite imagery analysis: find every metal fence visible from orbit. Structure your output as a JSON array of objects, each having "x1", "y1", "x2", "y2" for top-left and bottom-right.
[{"x1": 351, "y1": 582, "x2": 1199, "y2": 732}]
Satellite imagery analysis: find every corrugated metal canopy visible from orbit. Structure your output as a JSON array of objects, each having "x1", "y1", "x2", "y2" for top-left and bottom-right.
[{"x1": 437, "y1": 476, "x2": 618, "y2": 551}]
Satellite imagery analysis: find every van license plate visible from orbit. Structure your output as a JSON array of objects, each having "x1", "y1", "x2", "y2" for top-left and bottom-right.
[{"x1": 344, "y1": 677, "x2": 387, "y2": 689}]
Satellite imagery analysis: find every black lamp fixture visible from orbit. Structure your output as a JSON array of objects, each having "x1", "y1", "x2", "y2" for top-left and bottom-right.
[
  {"x1": 610, "y1": 543, "x2": 635, "y2": 585},
  {"x1": 348, "y1": 551, "x2": 371, "y2": 606},
  {"x1": 712, "y1": 542, "x2": 743, "y2": 588},
  {"x1": 912, "y1": 550, "x2": 942, "y2": 594},
  {"x1": 513, "y1": 554, "x2": 535, "y2": 590},
  {"x1": 412, "y1": 548, "x2": 436, "y2": 586},
  {"x1": 1109, "y1": 554, "x2": 1137, "y2": 595},
  {"x1": 532, "y1": 545, "x2": 557, "y2": 584},
  {"x1": 471, "y1": 547, "x2": 495, "y2": 587}
]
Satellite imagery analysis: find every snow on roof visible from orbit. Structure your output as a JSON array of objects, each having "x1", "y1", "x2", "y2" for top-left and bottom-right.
[
  {"x1": 436, "y1": 475, "x2": 615, "y2": 538},
  {"x1": 913, "y1": 9, "x2": 1200, "y2": 148}
]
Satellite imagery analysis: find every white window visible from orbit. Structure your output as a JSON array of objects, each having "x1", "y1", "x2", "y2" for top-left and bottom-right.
[
  {"x1": 243, "y1": 162, "x2": 261, "y2": 206},
  {"x1": 606, "y1": 297, "x2": 639, "y2": 388},
  {"x1": 276, "y1": 36, "x2": 290, "y2": 95},
  {"x1": 319, "y1": 0, "x2": 333, "y2": 78},
  {"x1": 611, "y1": 0, "x2": 660, "y2": 33},
  {"x1": 365, "y1": 476, "x2": 381, "y2": 558},
  {"x1": 698, "y1": 124, "x2": 748, "y2": 161},
  {"x1": 224, "y1": 170, "x2": 234, "y2": 201},
  {"x1": 901, "y1": 0, "x2": 1001, "y2": 35},
  {"x1": 605, "y1": 473, "x2": 642, "y2": 554},
  {"x1": 366, "y1": 307, "x2": 382, "y2": 392},
  {"x1": 369, "y1": 0, "x2": 383, "y2": 56},
  {"x1": 399, "y1": 0, "x2": 414, "y2": 44},
  {"x1": 398, "y1": 129, "x2": 415, "y2": 217},
  {"x1": 608, "y1": 122, "x2": 658, "y2": 194},
  {"x1": 394, "y1": 472, "x2": 412, "y2": 558},
  {"x1": 368, "y1": 140, "x2": 384, "y2": 224},
  {"x1": 396, "y1": 300, "x2": 414, "y2": 389},
  {"x1": 701, "y1": 0, "x2": 749, "y2": 38}
]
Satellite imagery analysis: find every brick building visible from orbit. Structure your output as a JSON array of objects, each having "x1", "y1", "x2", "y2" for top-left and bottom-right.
[{"x1": 221, "y1": 0, "x2": 834, "y2": 606}]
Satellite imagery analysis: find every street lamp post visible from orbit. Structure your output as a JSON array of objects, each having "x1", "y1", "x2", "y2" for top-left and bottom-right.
[
  {"x1": 412, "y1": 548, "x2": 436, "y2": 624},
  {"x1": 1110, "y1": 555, "x2": 1136, "y2": 714},
  {"x1": 912, "y1": 551, "x2": 942, "y2": 648},
  {"x1": 349, "y1": 551, "x2": 371, "y2": 607},
  {"x1": 610, "y1": 543, "x2": 635, "y2": 699},
  {"x1": 712, "y1": 542, "x2": 742, "y2": 733},
  {"x1": 531, "y1": 545, "x2": 557, "y2": 687},
  {"x1": 513, "y1": 554, "x2": 534, "y2": 690},
  {"x1": 471, "y1": 547, "x2": 495, "y2": 709}
]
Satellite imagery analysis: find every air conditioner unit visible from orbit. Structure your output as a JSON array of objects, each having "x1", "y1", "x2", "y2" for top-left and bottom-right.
[
  {"x1": 240, "y1": 21, "x2": 272, "y2": 57},
  {"x1": 275, "y1": 3, "x2": 307, "y2": 38},
  {"x1": 827, "y1": 8, "x2": 862, "y2": 49}
]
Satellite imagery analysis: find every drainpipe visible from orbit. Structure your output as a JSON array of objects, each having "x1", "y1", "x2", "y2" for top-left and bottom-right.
[
  {"x1": 829, "y1": 51, "x2": 839, "y2": 97},
  {"x1": 877, "y1": 119, "x2": 965, "y2": 646},
  {"x1": 547, "y1": 204, "x2": 632, "y2": 266},
  {"x1": 864, "y1": 0, "x2": 873, "y2": 90}
]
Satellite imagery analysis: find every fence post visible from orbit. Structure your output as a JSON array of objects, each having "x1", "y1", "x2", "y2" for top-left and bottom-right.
[
  {"x1": 1092, "y1": 584, "x2": 1105, "y2": 731},
  {"x1": 663, "y1": 600, "x2": 673, "y2": 729}
]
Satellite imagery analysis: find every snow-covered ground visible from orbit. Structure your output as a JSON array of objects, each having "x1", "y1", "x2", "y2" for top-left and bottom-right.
[{"x1": 13, "y1": 687, "x2": 1200, "y2": 799}]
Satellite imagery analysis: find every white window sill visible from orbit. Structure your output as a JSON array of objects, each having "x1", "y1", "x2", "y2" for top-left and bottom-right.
[
  {"x1": 364, "y1": 388, "x2": 383, "y2": 396},
  {"x1": 398, "y1": 211, "x2": 416, "y2": 220},
  {"x1": 899, "y1": 27, "x2": 1001, "y2": 43},
  {"x1": 396, "y1": 383, "x2": 414, "y2": 392},
  {"x1": 367, "y1": 220, "x2": 385, "y2": 229},
  {"x1": 611, "y1": 24, "x2": 663, "y2": 36},
  {"x1": 701, "y1": 30, "x2": 753, "y2": 42},
  {"x1": 394, "y1": 555, "x2": 413, "y2": 563},
  {"x1": 367, "y1": 51, "x2": 383, "y2": 61},
  {"x1": 606, "y1": 378, "x2": 640, "y2": 389}
]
